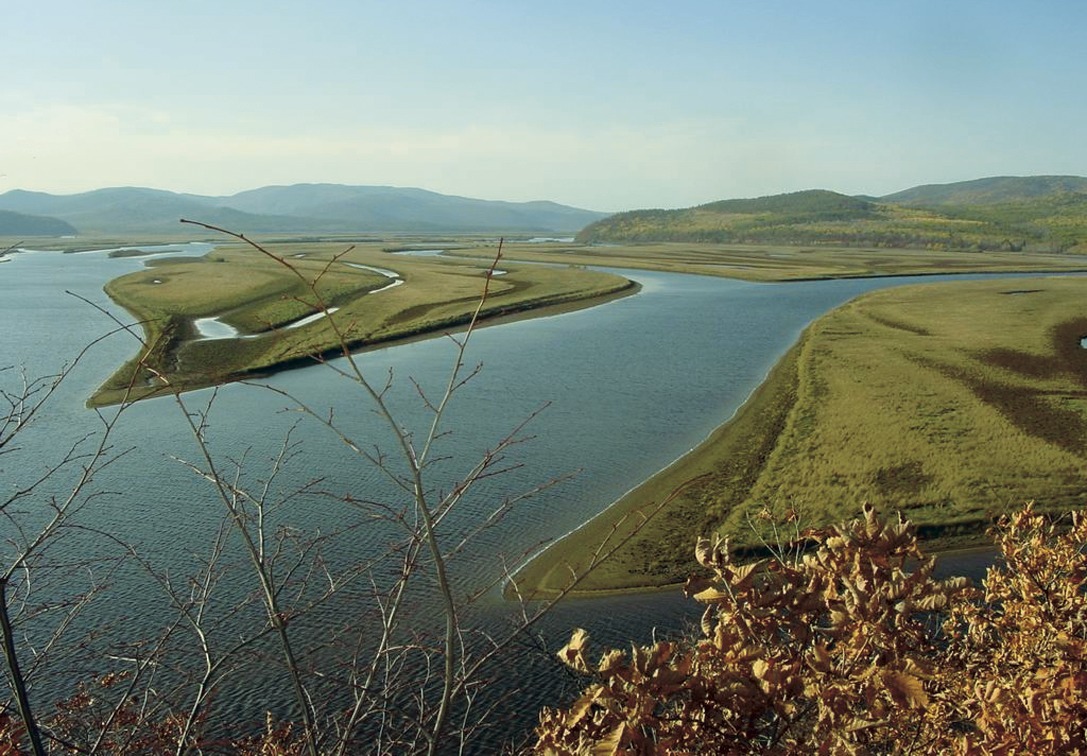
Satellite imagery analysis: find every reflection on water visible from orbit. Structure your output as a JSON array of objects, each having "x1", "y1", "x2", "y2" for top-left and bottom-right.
[
  {"x1": 389, "y1": 248, "x2": 446, "y2": 257},
  {"x1": 193, "y1": 315, "x2": 244, "y2": 339}
]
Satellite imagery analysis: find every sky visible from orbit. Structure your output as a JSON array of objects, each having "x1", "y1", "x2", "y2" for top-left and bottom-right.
[{"x1": 4, "y1": 0, "x2": 1087, "y2": 211}]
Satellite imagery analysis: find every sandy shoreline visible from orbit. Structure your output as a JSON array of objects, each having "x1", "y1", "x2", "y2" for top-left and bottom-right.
[
  {"x1": 509, "y1": 296, "x2": 1010, "y2": 599},
  {"x1": 510, "y1": 334, "x2": 807, "y2": 599}
]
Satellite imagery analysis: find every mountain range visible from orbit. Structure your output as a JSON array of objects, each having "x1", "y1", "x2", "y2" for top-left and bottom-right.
[
  {"x1": 4, "y1": 177, "x2": 1087, "y2": 251},
  {"x1": 576, "y1": 175, "x2": 1087, "y2": 252},
  {"x1": 0, "y1": 184, "x2": 608, "y2": 236}
]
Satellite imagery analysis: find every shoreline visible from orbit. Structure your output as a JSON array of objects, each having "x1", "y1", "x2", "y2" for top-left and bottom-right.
[
  {"x1": 510, "y1": 334, "x2": 808, "y2": 599},
  {"x1": 509, "y1": 289, "x2": 1018, "y2": 599},
  {"x1": 249, "y1": 276, "x2": 644, "y2": 376},
  {"x1": 513, "y1": 273, "x2": 1087, "y2": 599}
]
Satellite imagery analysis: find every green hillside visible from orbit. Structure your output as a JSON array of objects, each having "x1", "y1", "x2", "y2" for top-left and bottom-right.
[
  {"x1": 881, "y1": 175, "x2": 1087, "y2": 205},
  {"x1": 577, "y1": 177, "x2": 1087, "y2": 253},
  {"x1": 698, "y1": 189, "x2": 875, "y2": 218}
]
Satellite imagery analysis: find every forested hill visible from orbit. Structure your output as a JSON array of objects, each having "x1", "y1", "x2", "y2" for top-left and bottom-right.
[
  {"x1": 698, "y1": 189, "x2": 875, "y2": 219},
  {"x1": 882, "y1": 175, "x2": 1087, "y2": 205},
  {"x1": 576, "y1": 177, "x2": 1087, "y2": 252}
]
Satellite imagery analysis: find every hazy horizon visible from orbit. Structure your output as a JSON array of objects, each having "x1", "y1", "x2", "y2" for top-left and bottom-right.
[
  {"x1": 6, "y1": 174, "x2": 1087, "y2": 216},
  {"x1": 6, "y1": 1, "x2": 1087, "y2": 212}
]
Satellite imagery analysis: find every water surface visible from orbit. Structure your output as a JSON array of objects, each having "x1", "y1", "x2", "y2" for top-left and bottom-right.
[{"x1": 0, "y1": 246, "x2": 1025, "y2": 743}]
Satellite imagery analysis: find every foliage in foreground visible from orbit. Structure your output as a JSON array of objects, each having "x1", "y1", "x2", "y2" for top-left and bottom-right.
[{"x1": 536, "y1": 504, "x2": 1087, "y2": 753}]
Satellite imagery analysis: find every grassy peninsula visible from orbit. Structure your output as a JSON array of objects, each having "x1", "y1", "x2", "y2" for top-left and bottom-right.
[
  {"x1": 92, "y1": 240, "x2": 634, "y2": 406},
  {"x1": 516, "y1": 276, "x2": 1087, "y2": 595}
]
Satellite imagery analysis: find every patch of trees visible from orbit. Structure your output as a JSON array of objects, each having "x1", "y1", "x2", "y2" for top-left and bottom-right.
[{"x1": 697, "y1": 189, "x2": 876, "y2": 221}]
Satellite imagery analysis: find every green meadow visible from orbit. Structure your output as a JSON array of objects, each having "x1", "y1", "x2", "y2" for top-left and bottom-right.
[{"x1": 515, "y1": 275, "x2": 1087, "y2": 595}]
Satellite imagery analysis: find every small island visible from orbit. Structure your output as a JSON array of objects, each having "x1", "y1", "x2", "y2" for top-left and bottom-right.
[{"x1": 92, "y1": 239, "x2": 636, "y2": 406}]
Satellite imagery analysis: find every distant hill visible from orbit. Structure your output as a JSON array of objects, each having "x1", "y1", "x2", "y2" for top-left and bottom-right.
[
  {"x1": 0, "y1": 209, "x2": 78, "y2": 237},
  {"x1": 219, "y1": 184, "x2": 605, "y2": 233},
  {"x1": 0, "y1": 185, "x2": 607, "y2": 236},
  {"x1": 0, "y1": 188, "x2": 321, "y2": 236},
  {"x1": 578, "y1": 177, "x2": 1087, "y2": 252},
  {"x1": 577, "y1": 190, "x2": 886, "y2": 245},
  {"x1": 880, "y1": 175, "x2": 1087, "y2": 206}
]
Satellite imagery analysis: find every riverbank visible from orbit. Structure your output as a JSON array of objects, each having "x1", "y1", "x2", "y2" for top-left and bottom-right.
[
  {"x1": 511, "y1": 336, "x2": 805, "y2": 598},
  {"x1": 513, "y1": 275, "x2": 1087, "y2": 598}
]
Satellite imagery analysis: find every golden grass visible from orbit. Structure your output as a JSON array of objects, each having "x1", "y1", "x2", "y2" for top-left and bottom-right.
[
  {"x1": 449, "y1": 241, "x2": 1087, "y2": 281},
  {"x1": 514, "y1": 276, "x2": 1087, "y2": 596},
  {"x1": 727, "y1": 278, "x2": 1087, "y2": 535},
  {"x1": 92, "y1": 241, "x2": 634, "y2": 406}
]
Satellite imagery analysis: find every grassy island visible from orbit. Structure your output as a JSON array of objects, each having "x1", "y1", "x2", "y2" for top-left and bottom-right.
[
  {"x1": 92, "y1": 240, "x2": 635, "y2": 406},
  {"x1": 515, "y1": 275, "x2": 1087, "y2": 596}
]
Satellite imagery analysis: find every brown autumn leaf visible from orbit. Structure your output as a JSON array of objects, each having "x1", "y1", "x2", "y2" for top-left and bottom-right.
[
  {"x1": 693, "y1": 586, "x2": 732, "y2": 603},
  {"x1": 882, "y1": 669, "x2": 929, "y2": 709},
  {"x1": 597, "y1": 649, "x2": 625, "y2": 675},
  {"x1": 592, "y1": 721, "x2": 629, "y2": 756},
  {"x1": 559, "y1": 628, "x2": 592, "y2": 673},
  {"x1": 563, "y1": 686, "x2": 603, "y2": 729},
  {"x1": 809, "y1": 641, "x2": 832, "y2": 673},
  {"x1": 683, "y1": 573, "x2": 715, "y2": 598},
  {"x1": 730, "y1": 560, "x2": 761, "y2": 587}
]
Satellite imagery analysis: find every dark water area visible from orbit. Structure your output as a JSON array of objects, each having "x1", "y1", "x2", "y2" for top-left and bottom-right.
[{"x1": 0, "y1": 247, "x2": 1026, "y2": 747}]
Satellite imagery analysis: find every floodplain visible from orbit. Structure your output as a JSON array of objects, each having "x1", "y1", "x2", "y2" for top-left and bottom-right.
[
  {"x1": 448, "y1": 239, "x2": 1087, "y2": 281},
  {"x1": 21, "y1": 233, "x2": 1087, "y2": 593},
  {"x1": 515, "y1": 274, "x2": 1087, "y2": 594}
]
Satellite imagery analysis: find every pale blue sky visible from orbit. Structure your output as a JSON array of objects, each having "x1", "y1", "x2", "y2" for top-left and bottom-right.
[{"x1": 4, "y1": 1, "x2": 1085, "y2": 210}]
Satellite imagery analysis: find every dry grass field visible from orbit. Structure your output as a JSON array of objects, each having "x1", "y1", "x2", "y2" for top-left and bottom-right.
[
  {"x1": 516, "y1": 275, "x2": 1087, "y2": 595},
  {"x1": 450, "y1": 240, "x2": 1087, "y2": 281}
]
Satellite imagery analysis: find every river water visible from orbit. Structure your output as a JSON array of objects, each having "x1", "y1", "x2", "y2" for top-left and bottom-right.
[{"x1": 0, "y1": 245, "x2": 1012, "y2": 748}]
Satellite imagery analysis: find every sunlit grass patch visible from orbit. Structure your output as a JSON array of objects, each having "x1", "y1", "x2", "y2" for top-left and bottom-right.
[{"x1": 721, "y1": 278, "x2": 1087, "y2": 544}]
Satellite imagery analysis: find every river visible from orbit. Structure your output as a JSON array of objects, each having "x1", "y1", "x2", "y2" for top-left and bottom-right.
[{"x1": 0, "y1": 245, "x2": 1011, "y2": 748}]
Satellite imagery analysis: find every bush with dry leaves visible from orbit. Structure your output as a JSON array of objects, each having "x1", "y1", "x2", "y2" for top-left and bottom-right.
[{"x1": 536, "y1": 503, "x2": 1086, "y2": 754}]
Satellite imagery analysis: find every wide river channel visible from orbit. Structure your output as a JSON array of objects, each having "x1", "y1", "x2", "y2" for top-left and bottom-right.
[{"x1": 1, "y1": 244, "x2": 1010, "y2": 748}]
